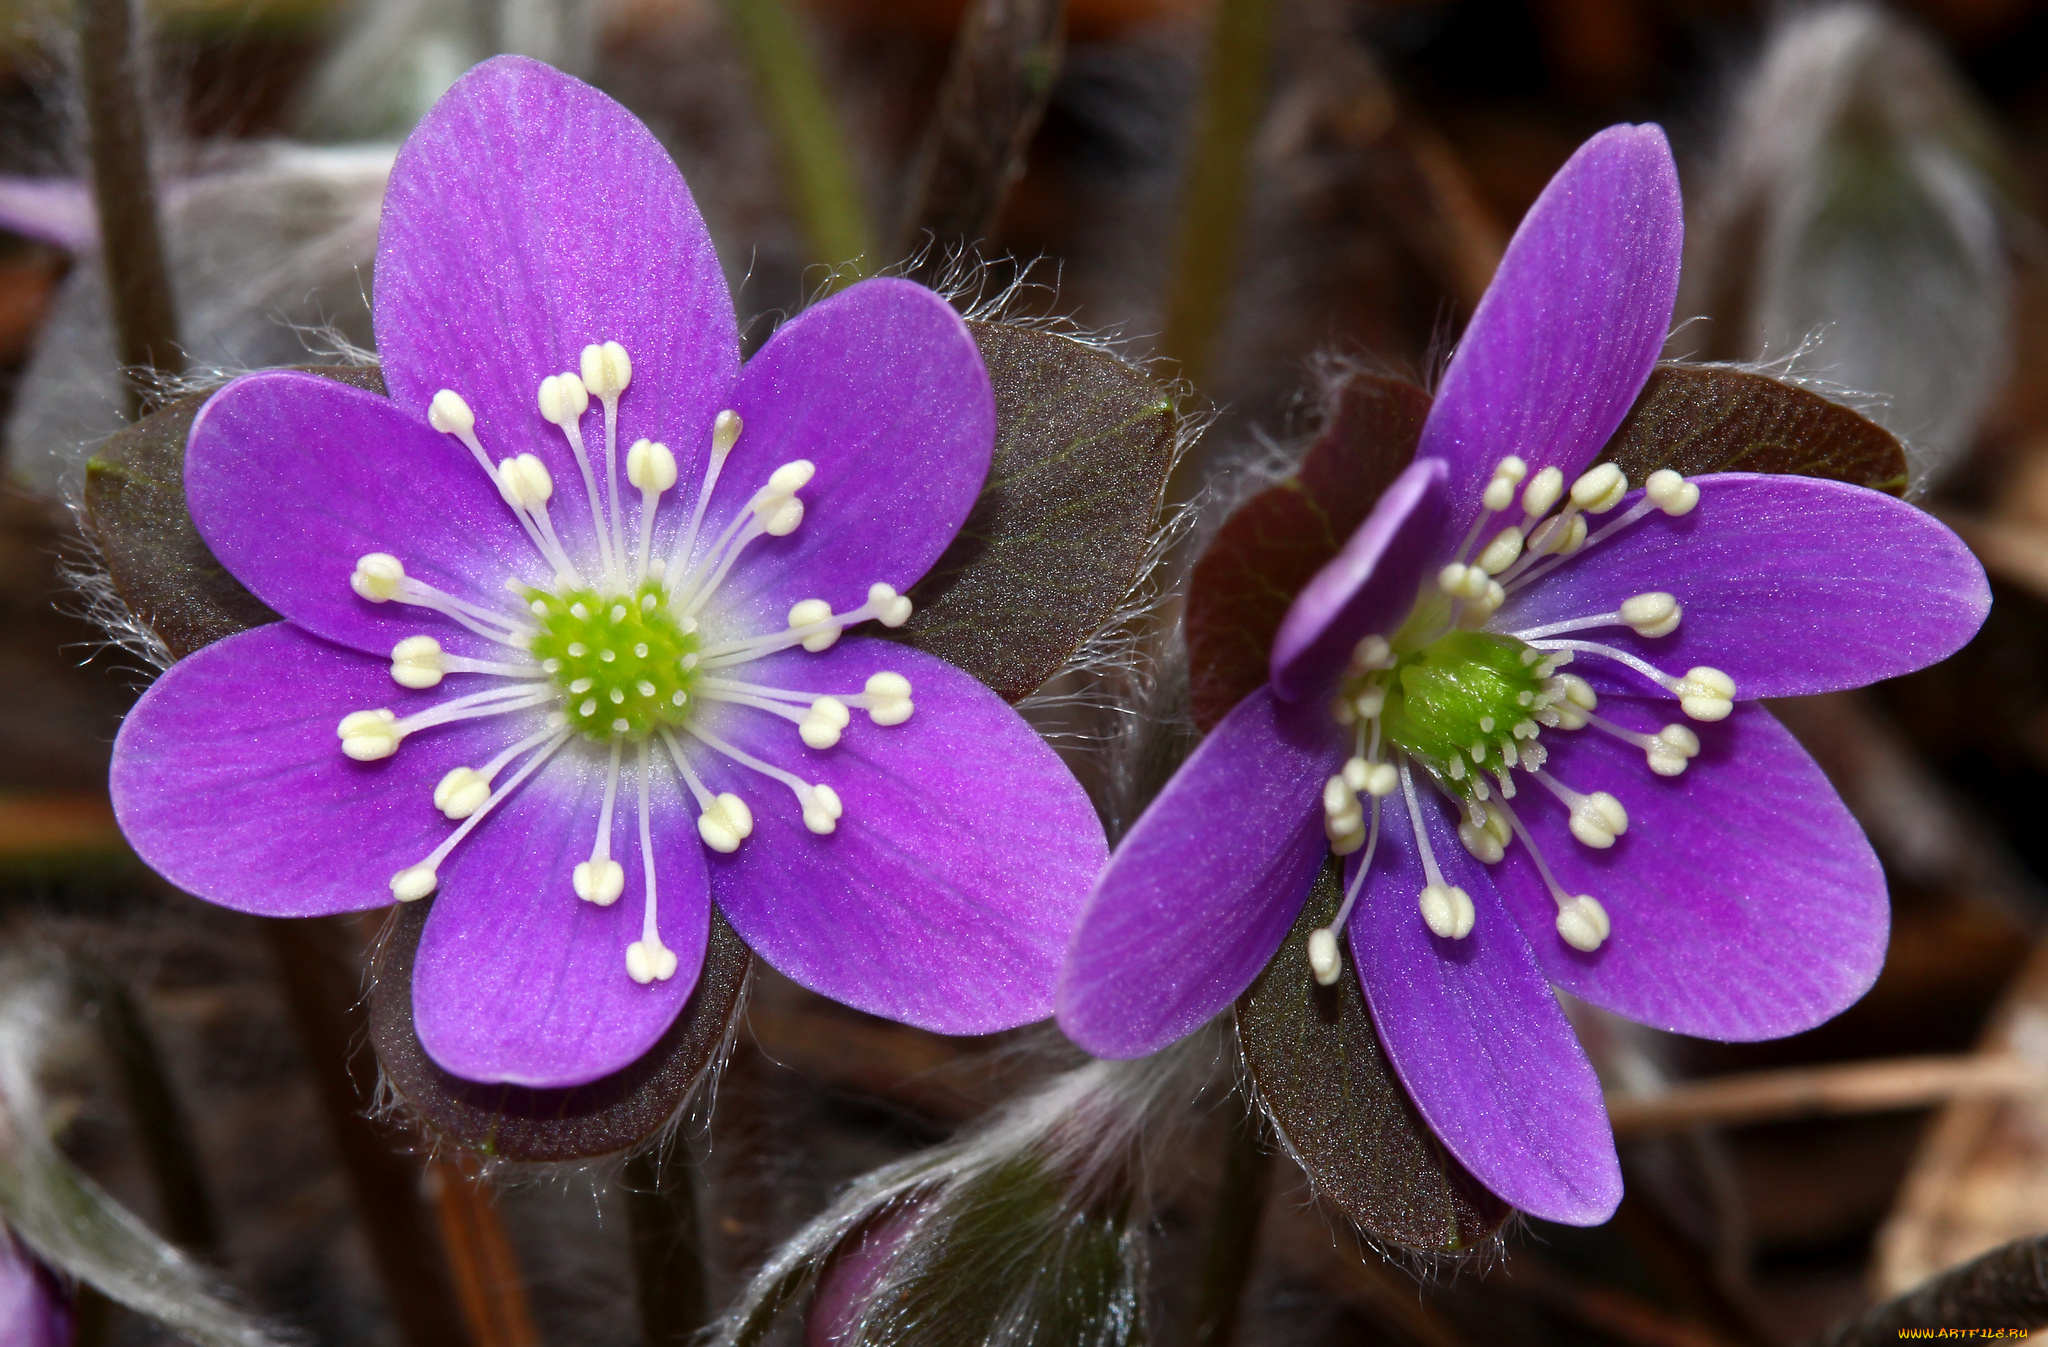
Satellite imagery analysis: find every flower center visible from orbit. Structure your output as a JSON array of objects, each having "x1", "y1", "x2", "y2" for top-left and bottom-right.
[
  {"x1": 1370, "y1": 630, "x2": 1550, "y2": 795},
  {"x1": 525, "y1": 582, "x2": 701, "y2": 742}
]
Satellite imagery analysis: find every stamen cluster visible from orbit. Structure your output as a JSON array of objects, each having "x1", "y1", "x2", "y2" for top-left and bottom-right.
[{"x1": 525, "y1": 582, "x2": 699, "y2": 741}]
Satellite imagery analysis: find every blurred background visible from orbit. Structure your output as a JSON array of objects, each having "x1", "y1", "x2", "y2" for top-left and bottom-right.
[{"x1": 3, "y1": 0, "x2": 2048, "y2": 1342}]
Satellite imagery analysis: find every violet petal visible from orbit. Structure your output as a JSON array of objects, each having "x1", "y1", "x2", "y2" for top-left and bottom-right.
[
  {"x1": 1270, "y1": 457, "x2": 1449, "y2": 701},
  {"x1": 185, "y1": 370, "x2": 550, "y2": 660},
  {"x1": 1058, "y1": 687, "x2": 1338, "y2": 1057},
  {"x1": 696, "y1": 638, "x2": 1101, "y2": 1034},
  {"x1": 1493, "y1": 473, "x2": 1990, "y2": 698},
  {"x1": 110, "y1": 623, "x2": 528, "y2": 917},
  {"x1": 1490, "y1": 698, "x2": 1887, "y2": 1040},
  {"x1": 412, "y1": 745, "x2": 708, "y2": 1087},
  {"x1": 1351, "y1": 781, "x2": 1621, "y2": 1225},
  {"x1": 1419, "y1": 124, "x2": 1683, "y2": 549},
  {"x1": 684, "y1": 279, "x2": 994, "y2": 637},
  {"x1": 374, "y1": 55, "x2": 738, "y2": 568}
]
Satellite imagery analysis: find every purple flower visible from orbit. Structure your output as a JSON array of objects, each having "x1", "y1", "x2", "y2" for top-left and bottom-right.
[
  {"x1": 1056, "y1": 125, "x2": 1990, "y2": 1224},
  {"x1": 108, "y1": 57, "x2": 1106, "y2": 1089},
  {"x1": 0, "y1": 1228, "x2": 72, "y2": 1347}
]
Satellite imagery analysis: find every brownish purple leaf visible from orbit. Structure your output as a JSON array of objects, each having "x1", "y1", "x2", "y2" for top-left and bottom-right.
[
  {"x1": 1185, "y1": 372, "x2": 1428, "y2": 731},
  {"x1": 1599, "y1": 364, "x2": 1909, "y2": 496},
  {"x1": 1238, "y1": 858, "x2": 1510, "y2": 1252},
  {"x1": 368, "y1": 901, "x2": 752, "y2": 1161}
]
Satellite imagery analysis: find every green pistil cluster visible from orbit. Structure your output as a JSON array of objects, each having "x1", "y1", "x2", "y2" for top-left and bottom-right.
[
  {"x1": 525, "y1": 582, "x2": 701, "y2": 743},
  {"x1": 1375, "y1": 631, "x2": 1549, "y2": 795}
]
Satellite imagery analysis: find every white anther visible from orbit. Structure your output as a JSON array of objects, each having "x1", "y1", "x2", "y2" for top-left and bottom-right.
[
  {"x1": 799, "y1": 696, "x2": 852, "y2": 750},
  {"x1": 580, "y1": 340, "x2": 632, "y2": 399},
  {"x1": 1555, "y1": 895, "x2": 1611, "y2": 952},
  {"x1": 802, "y1": 783, "x2": 843, "y2": 835},
  {"x1": 864, "y1": 671, "x2": 915, "y2": 725},
  {"x1": 1645, "y1": 468, "x2": 1699, "y2": 516},
  {"x1": 432, "y1": 766, "x2": 491, "y2": 820},
  {"x1": 755, "y1": 496, "x2": 804, "y2": 536},
  {"x1": 1555, "y1": 674, "x2": 1597, "y2": 711},
  {"x1": 697, "y1": 792, "x2": 755, "y2": 853},
  {"x1": 428, "y1": 389, "x2": 475, "y2": 436},
  {"x1": 1619, "y1": 591, "x2": 1681, "y2": 638},
  {"x1": 1352, "y1": 686, "x2": 1386, "y2": 720},
  {"x1": 350, "y1": 553, "x2": 405, "y2": 602},
  {"x1": 1458, "y1": 816, "x2": 1505, "y2": 864},
  {"x1": 1477, "y1": 527, "x2": 1524, "y2": 575},
  {"x1": 1482, "y1": 456, "x2": 1528, "y2": 512},
  {"x1": 1341, "y1": 756, "x2": 1372, "y2": 792},
  {"x1": 1530, "y1": 511, "x2": 1588, "y2": 557},
  {"x1": 1568, "y1": 792, "x2": 1630, "y2": 849},
  {"x1": 390, "y1": 865, "x2": 438, "y2": 902},
  {"x1": 864, "y1": 582, "x2": 913, "y2": 628},
  {"x1": 337, "y1": 709, "x2": 400, "y2": 760},
  {"x1": 1438, "y1": 563, "x2": 1491, "y2": 601},
  {"x1": 788, "y1": 599, "x2": 841, "y2": 652},
  {"x1": 573, "y1": 858, "x2": 625, "y2": 906},
  {"x1": 627, "y1": 438, "x2": 678, "y2": 492},
  {"x1": 1418, "y1": 883, "x2": 1475, "y2": 940},
  {"x1": 767, "y1": 460, "x2": 816, "y2": 495},
  {"x1": 1351, "y1": 635, "x2": 1393, "y2": 670},
  {"x1": 712, "y1": 409, "x2": 743, "y2": 455},
  {"x1": 1362, "y1": 762, "x2": 1398, "y2": 797},
  {"x1": 537, "y1": 371, "x2": 590, "y2": 425},
  {"x1": 1569, "y1": 463, "x2": 1628, "y2": 514},
  {"x1": 1646, "y1": 723, "x2": 1700, "y2": 777},
  {"x1": 1457, "y1": 579, "x2": 1506, "y2": 627},
  {"x1": 1327, "y1": 816, "x2": 1366, "y2": 855},
  {"x1": 389, "y1": 635, "x2": 445, "y2": 689},
  {"x1": 499, "y1": 453, "x2": 554, "y2": 506},
  {"x1": 1522, "y1": 466, "x2": 1563, "y2": 517},
  {"x1": 626, "y1": 940, "x2": 679, "y2": 984},
  {"x1": 1676, "y1": 666, "x2": 1736, "y2": 722},
  {"x1": 1307, "y1": 928, "x2": 1343, "y2": 985},
  {"x1": 1323, "y1": 775, "x2": 1357, "y2": 820}
]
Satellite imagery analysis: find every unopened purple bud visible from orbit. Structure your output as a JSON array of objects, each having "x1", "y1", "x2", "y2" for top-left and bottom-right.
[
  {"x1": 804, "y1": 1205, "x2": 926, "y2": 1347},
  {"x1": 0, "y1": 1228, "x2": 75, "y2": 1347}
]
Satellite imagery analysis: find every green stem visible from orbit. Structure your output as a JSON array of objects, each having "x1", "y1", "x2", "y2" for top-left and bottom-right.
[
  {"x1": 1187, "y1": 1095, "x2": 1273, "y2": 1347},
  {"x1": 75, "y1": 0, "x2": 183, "y2": 417},
  {"x1": 1159, "y1": 0, "x2": 1277, "y2": 393},
  {"x1": 625, "y1": 1149, "x2": 709, "y2": 1346},
  {"x1": 714, "y1": 0, "x2": 877, "y2": 284}
]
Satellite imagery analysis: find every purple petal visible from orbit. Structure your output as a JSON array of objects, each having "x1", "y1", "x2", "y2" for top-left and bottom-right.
[
  {"x1": 1351, "y1": 779, "x2": 1620, "y2": 1225},
  {"x1": 1058, "y1": 687, "x2": 1338, "y2": 1058},
  {"x1": 1492, "y1": 473, "x2": 1989, "y2": 698},
  {"x1": 0, "y1": 175, "x2": 97, "y2": 251},
  {"x1": 0, "y1": 1229, "x2": 72, "y2": 1347},
  {"x1": 1270, "y1": 458, "x2": 1449, "y2": 702},
  {"x1": 694, "y1": 638, "x2": 1100, "y2": 1034},
  {"x1": 110, "y1": 623, "x2": 538, "y2": 917},
  {"x1": 375, "y1": 55, "x2": 738, "y2": 564},
  {"x1": 1488, "y1": 698, "x2": 1886, "y2": 1040},
  {"x1": 186, "y1": 370, "x2": 549, "y2": 659},
  {"x1": 1419, "y1": 125, "x2": 1683, "y2": 545},
  {"x1": 413, "y1": 741, "x2": 709, "y2": 1088},
  {"x1": 684, "y1": 279, "x2": 995, "y2": 636}
]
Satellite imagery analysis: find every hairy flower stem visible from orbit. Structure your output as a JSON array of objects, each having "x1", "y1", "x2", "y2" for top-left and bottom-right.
[
  {"x1": 1159, "y1": 0, "x2": 1276, "y2": 400},
  {"x1": 262, "y1": 918, "x2": 473, "y2": 1347},
  {"x1": 897, "y1": 0, "x2": 1066, "y2": 279},
  {"x1": 1186, "y1": 1092, "x2": 1273, "y2": 1347},
  {"x1": 625, "y1": 1150, "x2": 708, "y2": 1346},
  {"x1": 714, "y1": 0, "x2": 877, "y2": 285},
  {"x1": 75, "y1": 0, "x2": 183, "y2": 417},
  {"x1": 77, "y1": 969, "x2": 221, "y2": 1260}
]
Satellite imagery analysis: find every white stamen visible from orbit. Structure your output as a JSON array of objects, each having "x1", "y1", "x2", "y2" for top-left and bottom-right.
[
  {"x1": 625, "y1": 740, "x2": 679, "y2": 984},
  {"x1": 1307, "y1": 928, "x2": 1343, "y2": 985},
  {"x1": 338, "y1": 708, "x2": 399, "y2": 760},
  {"x1": 1585, "y1": 712, "x2": 1700, "y2": 776},
  {"x1": 1569, "y1": 463, "x2": 1628, "y2": 514},
  {"x1": 389, "y1": 732, "x2": 569, "y2": 901},
  {"x1": 671, "y1": 409, "x2": 742, "y2": 580},
  {"x1": 1645, "y1": 468, "x2": 1699, "y2": 516},
  {"x1": 390, "y1": 635, "x2": 445, "y2": 689},
  {"x1": 1457, "y1": 799, "x2": 1511, "y2": 864},
  {"x1": 1532, "y1": 770, "x2": 1629, "y2": 849},
  {"x1": 432, "y1": 726, "x2": 559, "y2": 820},
  {"x1": 686, "y1": 722, "x2": 843, "y2": 834},
  {"x1": 1351, "y1": 635, "x2": 1393, "y2": 671},
  {"x1": 575, "y1": 744, "x2": 625, "y2": 906},
  {"x1": 1675, "y1": 666, "x2": 1736, "y2": 721},
  {"x1": 626, "y1": 437, "x2": 677, "y2": 582},
  {"x1": 867, "y1": 582, "x2": 913, "y2": 627},
  {"x1": 1521, "y1": 465, "x2": 1563, "y2": 518},
  {"x1": 538, "y1": 370, "x2": 620, "y2": 584},
  {"x1": 428, "y1": 388, "x2": 475, "y2": 436},
  {"x1": 1618, "y1": 591, "x2": 1681, "y2": 638},
  {"x1": 864, "y1": 672, "x2": 914, "y2": 725},
  {"x1": 1482, "y1": 456, "x2": 1527, "y2": 512},
  {"x1": 799, "y1": 696, "x2": 852, "y2": 749},
  {"x1": 351, "y1": 553, "x2": 405, "y2": 602},
  {"x1": 788, "y1": 599, "x2": 840, "y2": 652},
  {"x1": 1477, "y1": 526, "x2": 1524, "y2": 575},
  {"x1": 1399, "y1": 761, "x2": 1474, "y2": 939},
  {"x1": 1492, "y1": 794, "x2": 1613, "y2": 952}
]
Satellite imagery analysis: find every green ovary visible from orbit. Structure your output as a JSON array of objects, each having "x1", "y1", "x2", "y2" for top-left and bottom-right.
[
  {"x1": 526, "y1": 582, "x2": 701, "y2": 743},
  {"x1": 1378, "y1": 631, "x2": 1548, "y2": 791}
]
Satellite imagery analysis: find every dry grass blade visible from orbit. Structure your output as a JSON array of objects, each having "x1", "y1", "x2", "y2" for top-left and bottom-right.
[{"x1": 1605, "y1": 1056, "x2": 2048, "y2": 1137}]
